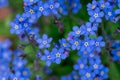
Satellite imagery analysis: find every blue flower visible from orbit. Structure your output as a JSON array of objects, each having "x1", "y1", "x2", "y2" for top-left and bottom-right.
[
  {"x1": 87, "y1": 0, "x2": 98, "y2": 11},
  {"x1": 88, "y1": 8, "x2": 104, "y2": 23},
  {"x1": 68, "y1": 0, "x2": 82, "y2": 13},
  {"x1": 72, "y1": 25, "x2": 85, "y2": 37},
  {"x1": 80, "y1": 67, "x2": 95, "y2": 80},
  {"x1": 61, "y1": 71, "x2": 80, "y2": 80},
  {"x1": 82, "y1": 22, "x2": 98, "y2": 36},
  {"x1": 93, "y1": 36, "x2": 105, "y2": 52},
  {"x1": 74, "y1": 58, "x2": 87, "y2": 74},
  {"x1": 70, "y1": 38, "x2": 81, "y2": 50},
  {"x1": 78, "y1": 50, "x2": 95, "y2": 59},
  {"x1": 59, "y1": 38, "x2": 70, "y2": 50},
  {"x1": 37, "y1": 34, "x2": 52, "y2": 49},
  {"x1": 20, "y1": 68, "x2": 31, "y2": 78},
  {"x1": 80, "y1": 38, "x2": 94, "y2": 52},
  {"x1": 13, "y1": 58, "x2": 27, "y2": 69},
  {"x1": 24, "y1": 0, "x2": 39, "y2": 6},
  {"x1": 89, "y1": 56, "x2": 103, "y2": 74},
  {"x1": 10, "y1": 22, "x2": 23, "y2": 34},
  {"x1": 0, "y1": 62, "x2": 9, "y2": 76},
  {"x1": 47, "y1": 0, "x2": 60, "y2": 15},
  {"x1": 111, "y1": 50, "x2": 120, "y2": 61},
  {"x1": 24, "y1": 6, "x2": 38, "y2": 18},
  {"x1": 51, "y1": 48, "x2": 67, "y2": 64},
  {"x1": 104, "y1": 7, "x2": 116, "y2": 21},
  {"x1": 1, "y1": 49, "x2": 12, "y2": 62},
  {"x1": 0, "y1": 39, "x2": 12, "y2": 49},
  {"x1": 41, "y1": 50, "x2": 54, "y2": 66},
  {"x1": 98, "y1": 0, "x2": 110, "y2": 10},
  {"x1": 0, "y1": 0, "x2": 8, "y2": 8},
  {"x1": 59, "y1": 5, "x2": 68, "y2": 15},
  {"x1": 111, "y1": 41, "x2": 120, "y2": 48},
  {"x1": 99, "y1": 67, "x2": 109, "y2": 79}
]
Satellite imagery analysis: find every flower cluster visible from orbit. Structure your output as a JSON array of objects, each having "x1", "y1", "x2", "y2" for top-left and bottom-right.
[
  {"x1": 87, "y1": 0, "x2": 120, "y2": 22},
  {"x1": 10, "y1": 0, "x2": 82, "y2": 34},
  {"x1": 9, "y1": 0, "x2": 120, "y2": 80},
  {"x1": 0, "y1": 0, "x2": 8, "y2": 8},
  {"x1": 0, "y1": 40, "x2": 30, "y2": 80}
]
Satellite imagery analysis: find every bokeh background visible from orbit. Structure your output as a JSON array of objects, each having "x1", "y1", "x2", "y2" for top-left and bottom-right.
[{"x1": 0, "y1": 0, "x2": 120, "y2": 80}]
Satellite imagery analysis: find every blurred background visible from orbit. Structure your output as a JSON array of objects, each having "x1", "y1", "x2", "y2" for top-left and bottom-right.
[{"x1": 0, "y1": 0, "x2": 120, "y2": 80}]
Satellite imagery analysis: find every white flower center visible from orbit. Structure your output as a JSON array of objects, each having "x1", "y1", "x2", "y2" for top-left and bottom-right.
[
  {"x1": 50, "y1": 5, "x2": 53, "y2": 9},
  {"x1": 47, "y1": 56, "x2": 51, "y2": 59},
  {"x1": 87, "y1": 27, "x2": 91, "y2": 32},
  {"x1": 93, "y1": 64, "x2": 98, "y2": 69},
  {"x1": 43, "y1": 40, "x2": 47, "y2": 45},
  {"x1": 29, "y1": 9, "x2": 34, "y2": 14},
  {"x1": 108, "y1": 12, "x2": 112, "y2": 16},
  {"x1": 95, "y1": 42, "x2": 99, "y2": 46},
  {"x1": 94, "y1": 13, "x2": 98, "y2": 18},
  {"x1": 18, "y1": 62, "x2": 22, "y2": 67},
  {"x1": 86, "y1": 73, "x2": 91, "y2": 78},
  {"x1": 19, "y1": 17, "x2": 23, "y2": 21},
  {"x1": 63, "y1": 43, "x2": 66, "y2": 47},
  {"x1": 75, "y1": 30, "x2": 81, "y2": 34},
  {"x1": 80, "y1": 64, "x2": 84, "y2": 68},
  {"x1": 101, "y1": 4, "x2": 105, "y2": 8},
  {"x1": 14, "y1": 25, "x2": 19, "y2": 29},
  {"x1": 39, "y1": 7, "x2": 43, "y2": 11},
  {"x1": 92, "y1": 5, "x2": 96, "y2": 9},
  {"x1": 101, "y1": 71, "x2": 104, "y2": 75},
  {"x1": 84, "y1": 42, "x2": 89, "y2": 47},
  {"x1": 74, "y1": 41, "x2": 79, "y2": 46},
  {"x1": 56, "y1": 53, "x2": 61, "y2": 57},
  {"x1": 13, "y1": 77, "x2": 18, "y2": 80}
]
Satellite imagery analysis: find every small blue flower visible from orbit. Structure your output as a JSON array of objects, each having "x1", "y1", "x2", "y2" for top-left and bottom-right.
[
  {"x1": 88, "y1": 8, "x2": 104, "y2": 23},
  {"x1": 70, "y1": 38, "x2": 81, "y2": 50},
  {"x1": 111, "y1": 50, "x2": 120, "y2": 61},
  {"x1": 98, "y1": 0, "x2": 110, "y2": 10},
  {"x1": 82, "y1": 22, "x2": 98, "y2": 36},
  {"x1": 51, "y1": 48, "x2": 67, "y2": 64},
  {"x1": 111, "y1": 41, "x2": 120, "y2": 48},
  {"x1": 24, "y1": 0, "x2": 39, "y2": 6},
  {"x1": 13, "y1": 58, "x2": 27, "y2": 69},
  {"x1": 80, "y1": 38, "x2": 94, "y2": 52},
  {"x1": 74, "y1": 58, "x2": 87, "y2": 74},
  {"x1": 89, "y1": 56, "x2": 103, "y2": 74},
  {"x1": 93, "y1": 36, "x2": 105, "y2": 52},
  {"x1": 1, "y1": 50, "x2": 12, "y2": 62},
  {"x1": 59, "y1": 5, "x2": 68, "y2": 15},
  {"x1": 0, "y1": 62, "x2": 9, "y2": 76},
  {"x1": 41, "y1": 50, "x2": 54, "y2": 66},
  {"x1": 104, "y1": 7, "x2": 116, "y2": 21},
  {"x1": 0, "y1": 0, "x2": 8, "y2": 8},
  {"x1": 37, "y1": 34, "x2": 52, "y2": 49},
  {"x1": 59, "y1": 38, "x2": 70, "y2": 50},
  {"x1": 10, "y1": 22, "x2": 23, "y2": 34},
  {"x1": 68, "y1": 0, "x2": 82, "y2": 13},
  {"x1": 21, "y1": 68, "x2": 31, "y2": 78},
  {"x1": 24, "y1": 6, "x2": 38, "y2": 18},
  {"x1": 87, "y1": 0, "x2": 98, "y2": 11},
  {"x1": 99, "y1": 67, "x2": 109, "y2": 79},
  {"x1": 72, "y1": 25, "x2": 85, "y2": 37},
  {"x1": 80, "y1": 67, "x2": 95, "y2": 80}
]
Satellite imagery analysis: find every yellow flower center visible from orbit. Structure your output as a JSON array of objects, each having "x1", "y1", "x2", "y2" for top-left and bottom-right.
[
  {"x1": 29, "y1": 9, "x2": 34, "y2": 14},
  {"x1": 56, "y1": 53, "x2": 61, "y2": 57},
  {"x1": 74, "y1": 41, "x2": 79, "y2": 46}
]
